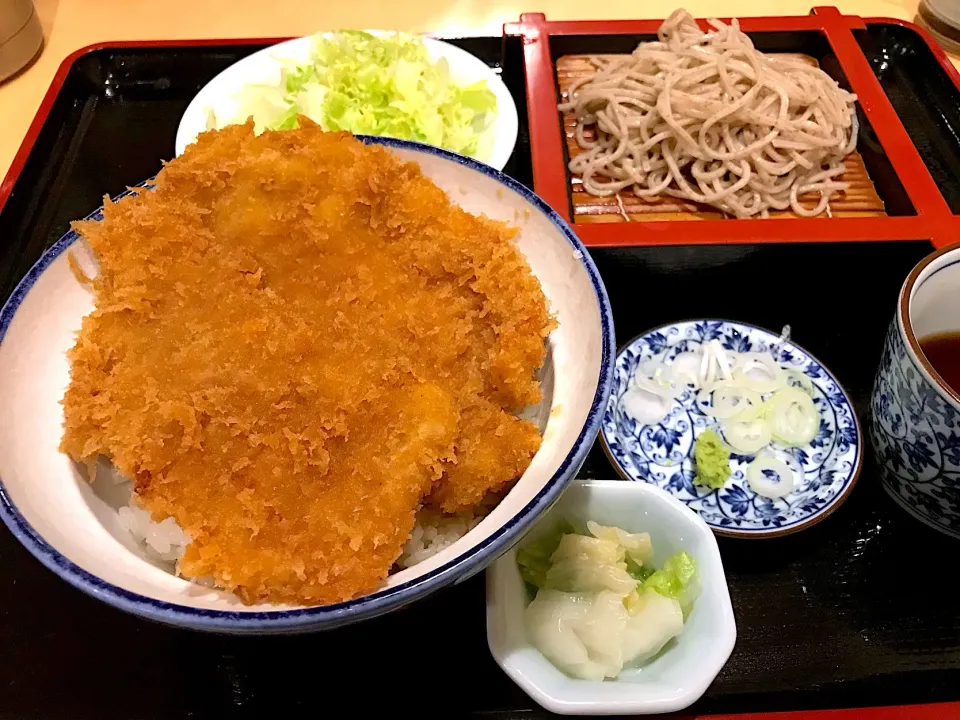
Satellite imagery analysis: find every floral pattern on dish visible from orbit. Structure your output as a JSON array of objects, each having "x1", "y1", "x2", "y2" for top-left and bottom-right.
[
  {"x1": 601, "y1": 320, "x2": 861, "y2": 537},
  {"x1": 870, "y1": 320, "x2": 960, "y2": 538}
]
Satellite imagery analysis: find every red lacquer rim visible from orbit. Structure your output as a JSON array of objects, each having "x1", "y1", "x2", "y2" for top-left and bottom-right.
[
  {"x1": 0, "y1": 37, "x2": 301, "y2": 213},
  {"x1": 506, "y1": 7, "x2": 960, "y2": 248},
  {"x1": 4, "y1": 14, "x2": 960, "y2": 245},
  {"x1": 0, "y1": 30, "x2": 485, "y2": 215},
  {"x1": 865, "y1": 16, "x2": 960, "y2": 89},
  {"x1": 0, "y1": 27, "x2": 958, "y2": 720},
  {"x1": 688, "y1": 701, "x2": 960, "y2": 719}
]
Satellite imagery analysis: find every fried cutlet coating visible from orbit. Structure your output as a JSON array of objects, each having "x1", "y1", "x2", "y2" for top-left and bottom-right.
[
  {"x1": 430, "y1": 399, "x2": 543, "y2": 513},
  {"x1": 60, "y1": 121, "x2": 553, "y2": 605}
]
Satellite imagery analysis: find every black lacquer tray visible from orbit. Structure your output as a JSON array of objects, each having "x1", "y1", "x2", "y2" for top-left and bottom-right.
[{"x1": 1, "y1": 25, "x2": 959, "y2": 720}]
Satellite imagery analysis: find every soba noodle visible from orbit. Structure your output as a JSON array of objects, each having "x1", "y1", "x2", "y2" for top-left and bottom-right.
[{"x1": 559, "y1": 10, "x2": 859, "y2": 218}]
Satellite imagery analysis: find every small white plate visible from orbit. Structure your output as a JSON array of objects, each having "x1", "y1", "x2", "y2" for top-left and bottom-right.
[
  {"x1": 175, "y1": 31, "x2": 519, "y2": 169},
  {"x1": 487, "y1": 479, "x2": 736, "y2": 716}
]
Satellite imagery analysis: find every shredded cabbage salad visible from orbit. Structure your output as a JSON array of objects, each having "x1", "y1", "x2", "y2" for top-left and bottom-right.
[
  {"x1": 518, "y1": 520, "x2": 697, "y2": 681},
  {"x1": 213, "y1": 30, "x2": 498, "y2": 159}
]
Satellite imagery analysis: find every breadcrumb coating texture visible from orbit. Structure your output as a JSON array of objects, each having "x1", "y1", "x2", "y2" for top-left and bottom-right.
[{"x1": 60, "y1": 122, "x2": 553, "y2": 605}]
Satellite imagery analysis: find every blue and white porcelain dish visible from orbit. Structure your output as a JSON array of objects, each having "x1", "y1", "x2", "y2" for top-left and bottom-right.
[
  {"x1": 871, "y1": 241, "x2": 960, "y2": 538},
  {"x1": 601, "y1": 320, "x2": 861, "y2": 538},
  {"x1": 0, "y1": 137, "x2": 615, "y2": 633}
]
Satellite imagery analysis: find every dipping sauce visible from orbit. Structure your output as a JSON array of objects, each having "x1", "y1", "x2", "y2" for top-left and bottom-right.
[{"x1": 919, "y1": 331, "x2": 960, "y2": 395}]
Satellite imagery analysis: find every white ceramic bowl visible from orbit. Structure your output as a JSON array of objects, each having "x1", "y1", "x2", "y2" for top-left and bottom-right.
[
  {"x1": 175, "y1": 31, "x2": 519, "y2": 169},
  {"x1": 487, "y1": 479, "x2": 736, "y2": 715},
  {"x1": 0, "y1": 138, "x2": 614, "y2": 633}
]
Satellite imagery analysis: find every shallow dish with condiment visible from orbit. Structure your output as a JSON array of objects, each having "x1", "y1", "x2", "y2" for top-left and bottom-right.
[
  {"x1": 0, "y1": 137, "x2": 613, "y2": 633},
  {"x1": 600, "y1": 320, "x2": 862, "y2": 538},
  {"x1": 487, "y1": 478, "x2": 736, "y2": 715}
]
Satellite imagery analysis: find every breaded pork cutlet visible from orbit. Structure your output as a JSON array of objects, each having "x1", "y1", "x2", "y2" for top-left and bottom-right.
[{"x1": 60, "y1": 121, "x2": 553, "y2": 605}]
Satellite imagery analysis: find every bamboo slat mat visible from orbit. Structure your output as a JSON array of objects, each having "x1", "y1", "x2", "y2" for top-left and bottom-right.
[{"x1": 557, "y1": 54, "x2": 886, "y2": 221}]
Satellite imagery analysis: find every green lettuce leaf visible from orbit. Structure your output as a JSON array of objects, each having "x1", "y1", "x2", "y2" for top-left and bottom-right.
[
  {"x1": 642, "y1": 550, "x2": 698, "y2": 616},
  {"x1": 625, "y1": 555, "x2": 655, "y2": 582},
  {"x1": 516, "y1": 519, "x2": 576, "y2": 590},
  {"x1": 228, "y1": 31, "x2": 497, "y2": 159}
]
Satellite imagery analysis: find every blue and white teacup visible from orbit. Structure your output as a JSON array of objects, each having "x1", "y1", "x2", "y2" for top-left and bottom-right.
[{"x1": 870, "y1": 242, "x2": 960, "y2": 538}]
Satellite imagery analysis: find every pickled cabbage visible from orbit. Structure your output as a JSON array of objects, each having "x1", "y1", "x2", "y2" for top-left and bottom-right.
[{"x1": 518, "y1": 519, "x2": 698, "y2": 680}]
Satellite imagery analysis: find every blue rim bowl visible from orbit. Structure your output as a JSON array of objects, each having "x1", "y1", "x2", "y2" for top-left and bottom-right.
[{"x1": 0, "y1": 136, "x2": 615, "y2": 633}]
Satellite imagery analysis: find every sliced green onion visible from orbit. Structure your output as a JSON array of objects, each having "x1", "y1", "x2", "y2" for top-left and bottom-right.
[
  {"x1": 732, "y1": 352, "x2": 786, "y2": 393},
  {"x1": 713, "y1": 386, "x2": 763, "y2": 420},
  {"x1": 670, "y1": 351, "x2": 703, "y2": 387},
  {"x1": 722, "y1": 415, "x2": 773, "y2": 453},
  {"x1": 621, "y1": 387, "x2": 673, "y2": 426},
  {"x1": 766, "y1": 387, "x2": 819, "y2": 446},
  {"x1": 787, "y1": 369, "x2": 815, "y2": 396},
  {"x1": 746, "y1": 455, "x2": 795, "y2": 498}
]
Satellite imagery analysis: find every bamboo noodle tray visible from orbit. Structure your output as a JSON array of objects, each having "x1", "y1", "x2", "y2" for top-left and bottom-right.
[{"x1": 557, "y1": 53, "x2": 886, "y2": 222}]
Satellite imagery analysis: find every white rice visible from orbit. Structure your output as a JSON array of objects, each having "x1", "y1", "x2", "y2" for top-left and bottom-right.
[
  {"x1": 91, "y1": 458, "x2": 191, "y2": 566},
  {"x1": 396, "y1": 508, "x2": 484, "y2": 568},
  {"x1": 93, "y1": 457, "x2": 492, "y2": 577},
  {"x1": 117, "y1": 504, "x2": 191, "y2": 564}
]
